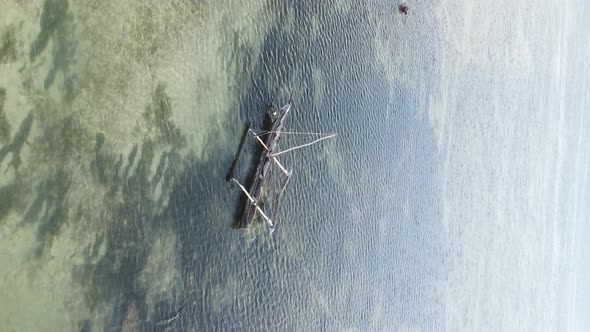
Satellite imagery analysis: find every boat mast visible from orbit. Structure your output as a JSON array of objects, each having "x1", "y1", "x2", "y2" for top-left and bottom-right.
[{"x1": 270, "y1": 133, "x2": 337, "y2": 157}]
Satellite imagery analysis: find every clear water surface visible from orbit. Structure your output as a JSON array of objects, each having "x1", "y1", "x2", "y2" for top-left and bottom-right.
[{"x1": 0, "y1": 0, "x2": 588, "y2": 331}]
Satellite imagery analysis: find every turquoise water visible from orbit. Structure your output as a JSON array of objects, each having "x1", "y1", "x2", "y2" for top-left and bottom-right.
[{"x1": 0, "y1": 0, "x2": 588, "y2": 331}]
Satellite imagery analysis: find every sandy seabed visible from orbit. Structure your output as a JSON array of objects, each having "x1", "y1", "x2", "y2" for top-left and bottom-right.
[{"x1": 0, "y1": 0, "x2": 272, "y2": 330}]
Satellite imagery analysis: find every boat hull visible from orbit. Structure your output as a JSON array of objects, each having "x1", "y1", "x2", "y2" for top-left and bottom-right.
[{"x1": 238, "y1": 103, "x2": 290, "y2": 229}]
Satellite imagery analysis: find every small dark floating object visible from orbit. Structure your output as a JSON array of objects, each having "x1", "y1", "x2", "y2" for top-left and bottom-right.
[{"x1": 399, "y1": 3, "x2": 409, "y2": 15}]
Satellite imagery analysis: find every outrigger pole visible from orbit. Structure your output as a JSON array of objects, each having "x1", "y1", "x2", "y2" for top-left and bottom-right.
[
  {"x1": 250, "y1": 129, "x2": 290, "y2": 176},
  {"x1": 230, "y1": 178, "x2": 274, "y2": 228}
]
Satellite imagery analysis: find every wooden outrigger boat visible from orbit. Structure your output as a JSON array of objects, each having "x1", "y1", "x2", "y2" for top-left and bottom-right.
[{"x1": 226, "y1": 96, "x2": 336, "y2": 234}]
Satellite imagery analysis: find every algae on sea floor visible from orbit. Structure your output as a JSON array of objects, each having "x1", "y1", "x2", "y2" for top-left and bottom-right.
[
  {"x1": 0, "y1": 87, "x2": 11, "y2": 143},
  {"x1": 0, "y1": 25, "x2": 17, "y2": 64}
]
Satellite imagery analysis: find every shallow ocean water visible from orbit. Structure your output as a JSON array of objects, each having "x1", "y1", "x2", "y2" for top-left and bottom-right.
[{"x1": 0, "y1": 0, "x2": 588, "y2": 331}]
